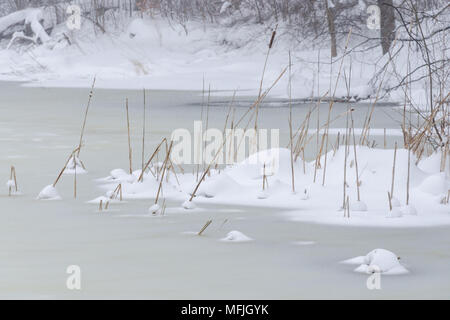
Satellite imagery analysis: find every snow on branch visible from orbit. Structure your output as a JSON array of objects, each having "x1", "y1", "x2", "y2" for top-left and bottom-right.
[{"x1": 0, "y1": 8, "x2": 50, "y2": 48}]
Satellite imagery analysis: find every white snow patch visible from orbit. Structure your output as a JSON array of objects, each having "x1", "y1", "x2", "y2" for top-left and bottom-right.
[
  {"x1": 221, "y1": 231, "x2": 253, "y2": 242},
  {"x1": 342, "y1": 249, "x2": 409, "y2": 275},
  {"x1": 37, "y1": 185, "x2": 61, "y2": 200}
]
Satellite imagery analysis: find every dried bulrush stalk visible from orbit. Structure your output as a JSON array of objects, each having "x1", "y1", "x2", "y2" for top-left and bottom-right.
[
  {"x1": 262, "y1": 163, "x2": 268, "y2": 191},
  {"x1": 388, "y1": 191, "x2": 393, "y2": 211},
  {"x1": 254, "y1": 24, "x2": 278, "y2": 144},
  {"x1": 161, "y1": 198, "x2": 167, "y2": 216},
  {"x1": 288, "y1": 51, "x2": 295, "y2": 193},
  {"x1": 198, "y1": 220, "x2": 213, "y2": 236},
  {"x1": 187, "y1": 67, "x2": 288, "y2": 204},
  {"x1": 142, "y1": 89, "x2": 147, "y2": 175},
  {"x1": 406, "y1": 130, "x2": 412, "y2": 206},
  {"x1": 351, "y1": 118, "x2": 361, "y2": 202},
  {"x1": 77, "y1": 77, "x2": 96, "y2": 157},
  {"x1": 342, "y1": 108, "x2": 350, "y2": 209},
  {"x1": 126, "y1": 98, "x2": 133, "y2": 175},
  {"x1": 346, "y1": 196, "x2": 350, "y2": 218},
  {"x1": 391, "y1": 142, "x2": 398, "y2": 202},
  {"x1": 73, "y1": 156, "x2": 77, "y2": 199},
  {"x1": 154, "y1": 141, "x2": 174, "y2": 206}
]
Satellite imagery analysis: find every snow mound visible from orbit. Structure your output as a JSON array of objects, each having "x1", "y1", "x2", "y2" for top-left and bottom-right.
[
  {"x1": 221, "y1": 231, "x2": 253, "y2": 242},
  {"x1": 196, "y1": 173, "x2": 240, "y2": 198},
  {"x1": 390, "y1": 196, "x2": 401, "y2": 208},
  {"x1": 149, "y1": 204, "x2": 161, "y2": 215},
  {"x1": 37, "y1": 185, "x2": 61, "y2": 200},
  {"x1": 386, "y1": 207, "x2": 403, "y2": 218},
  {"x1": 182, "y1": 200, "x2": 196, "y2": 210},
  {"x1": 256, "y1": 190, "x2": 269, "y2": 199},
  {"x1": 351, "y1": 201, "x2": 368, "y2": 212},
  {"x1": 401, "y1": 205, "x2": 418, "y2": 216},
  {"x1": 418, "y1": 173, "x2": 447, "y2": 196},
  {"x1": 342, "y1": 249, "x2": 409, "y2": 275},
  {"x1": 6, "y1": 179, "x2": 16, "y2": 188}
]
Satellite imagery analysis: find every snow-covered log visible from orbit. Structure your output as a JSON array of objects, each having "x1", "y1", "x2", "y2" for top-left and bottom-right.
[{"x1": 0, "y1": 8, "x2": 51, "y2": 45}]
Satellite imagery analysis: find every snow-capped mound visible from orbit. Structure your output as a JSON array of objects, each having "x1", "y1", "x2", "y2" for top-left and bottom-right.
[
  {"x1": 196, "y1": 173, "x2": 240, "y2": 198},
  {"x1": 221, "y1": 231, "x2": 253, "y2": 242},
  {"x1": 37, "y1": 185, "x2": 61, "y2": 200},
  {"x1": 182, "y1": 200, "x2": 196, "y2": 210},
  {"x1": 149, "y1": 204, "x2": 161, "y2": 215},
  {"x1": 342, "y1": 249, "x2": 408, "y2": 275},
  {"x1": 417, "y1": 172, "x2": 447, "y2": 196},
  {"x1": 106, "y1": 169, "x2": 137, "y2": 183},
  {"x1": 351, "y1": 201, "x2": 368, "y2": 212},
  {"x1": 401, "y1": 205, "x2": 418, "y2": 216}
]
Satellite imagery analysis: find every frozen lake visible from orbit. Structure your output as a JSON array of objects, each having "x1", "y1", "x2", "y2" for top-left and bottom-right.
[{"x1": 0, "y1": 81, "x2": 449, "y2": 299}]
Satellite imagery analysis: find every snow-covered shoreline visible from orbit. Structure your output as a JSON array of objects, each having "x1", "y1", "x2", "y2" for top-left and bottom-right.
[{"x1": 0, "y1": 15, "x2": 439, "y2": 106}]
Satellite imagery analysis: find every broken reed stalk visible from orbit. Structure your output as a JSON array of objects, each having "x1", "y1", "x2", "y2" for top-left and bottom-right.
[
  {"x1": 53, "y1": 146, "x2": 81, "y2": 187},
  {"x1": 391, "y1": 142, "x2": 398, "y2": 201},
  {"x1": 99, "y1": 199, "x2": 103, "y2": 211},
  {"x1": 288, "y1": 51, "x2": 295, "y2": 193},
  {"x1": 161, "y1": 198, "x2": 167, "y2": 216},
  {"x1": 198, "y1": 220, "x2": 212, "y2": 236},
  {"x1": 77, "y1": 77, "x2": 96, "y2": 157},
  {"x1": 105, "y1": 184, "x2": 122, "y2": 210},
  {"x1": 138, "y1": 138, "x2": 166, "y2": 182},
  {"x1": 154, "y1": 141, "x2": 173, "y2": 205},
  {"x1": 387, "y1": 191, "x2": 393, "y2": 211},
  {"x1": 125, "y1": 99, "x2": 133, "y2": 174},
  {"x1": 188, "y1": 67, "x2": 288, "y2": 203}
]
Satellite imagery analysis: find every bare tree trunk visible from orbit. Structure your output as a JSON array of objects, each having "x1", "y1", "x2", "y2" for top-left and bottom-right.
[
  {"x1": 378, "y1": 0, "x2": 395, "y2": 55},
  {"x1": 324, "y1": 0, "x2": 337, "y2": 58}
]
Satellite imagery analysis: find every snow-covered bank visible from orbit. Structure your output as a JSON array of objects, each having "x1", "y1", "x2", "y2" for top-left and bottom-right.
[
  {"x1": 0, "y1": 14, "x2": 438, "y2": 105},
  {"x1": 92, "y1": 146, "x2": 450, "y2": 228}
]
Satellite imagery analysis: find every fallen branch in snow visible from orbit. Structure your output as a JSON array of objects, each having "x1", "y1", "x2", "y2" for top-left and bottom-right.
[{"x1": 1, "y1": 9, "x2": 51, "y2": 48}]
